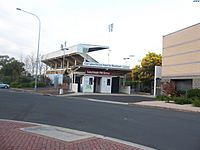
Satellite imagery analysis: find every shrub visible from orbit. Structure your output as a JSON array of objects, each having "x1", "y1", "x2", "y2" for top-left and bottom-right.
[
  {"x1": 18, "y1": 76, "x2": 32, "y2": 83},
  {"x1": 10, "y1": 82, "x2": 20, "y2": 88},
  {"x1": 30, "y1": 81, "x2": 46, "y2": 88},
  {"x1": 173, "y1": 97, "x2": 192, "y2": 105},
  {"x1": 176, "y1": 90, "x2": 187, "y2": 96},
  {"x1": 162, "y1": 81, "x2": 177, "y2": 96},
  {"x1": 192, "y1": 98, "x2": 200, "y2": 107},
  {"x1": 37, "y1": 82, "x2": 46, "y2": 87},
  {"x1": 156, "y1": 95, "x2": 171, "y2": 101},
  {"x1": 20, "y1": 83, "x2": 32, "y2": 88},
  {"x1": 187, "y1": 89, "x2": 200, "y2": 98}
]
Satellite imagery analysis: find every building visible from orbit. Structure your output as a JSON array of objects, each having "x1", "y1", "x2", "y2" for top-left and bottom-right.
[
  {"x1": 162, "y1": 23, "x2": 200, "y2": 91},
  {"x1": 42, "y1": 44, "x2": 131, "y2": 94}
]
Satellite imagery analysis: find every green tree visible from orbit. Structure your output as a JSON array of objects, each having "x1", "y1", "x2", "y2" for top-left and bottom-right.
[
  {"x1": 139, "y1": 52, "x2": 162, "y2": 82},
  {"x1": 131, "y1": 65, "x2": 141, "y2": 81},
  {"x1": 130, "y1": 52, "x2": 161, "y2": 92},
  {"x1": 0, "y1": 55, "x2": 15, "y2": 67},
  {"x1": 0, "y1": 58, "x2": 25, "y2": 83}
]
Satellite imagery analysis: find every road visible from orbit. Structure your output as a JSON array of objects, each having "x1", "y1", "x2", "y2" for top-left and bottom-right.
[
  {"x1": 0, "y1": 89, "x2": 200, "y2": 150},
  {"x1": 69, "y1": 94, "x2": 154, "y2": 103}
]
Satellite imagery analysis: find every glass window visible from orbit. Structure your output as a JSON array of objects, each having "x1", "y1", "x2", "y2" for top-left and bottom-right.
[
  {"x1": 107, "y1": 79, "x2": 111, "y2": 86},
  {"x1": 89, "y1": 78, "x2": 93, "y2": 85}
]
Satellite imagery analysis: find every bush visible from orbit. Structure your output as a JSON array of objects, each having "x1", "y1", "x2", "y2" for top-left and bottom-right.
[
  {"x1": 37, "y1": 82, "x2": 46, "y2": 87},
  {"x1": 173, "y1": 97, "x2": 192, "y2": 105},
  {"x1": 10, "y1": 82, "x2": 20, "y2": 88},
  {"x1": 20, "y1": 83, "x2": 32, "y2": 88},
  {"x1": 156, "y1": 95, "x2": 171, "y2": 101},
  {"x1": 192, "y1": 98, "x2": 200, "y2": 107},
  {"x1": 177, "y1": 90, "x2": 187, "y2": 96},
  {"x1": 30, "y1": 81, "x2": 46, "y2": 88},
  {"x1": 162, "y1": 81, "x2": 177, "y2": 97},
  {"x1": 187, "y1": 89, "x2": 200, "y2": 98},
  {"x1": 11, "y1": 81, "x2": 46, "y2": 88},
  {"x1": 18, "y1": 76, "x2": 32, "y2": 83}
]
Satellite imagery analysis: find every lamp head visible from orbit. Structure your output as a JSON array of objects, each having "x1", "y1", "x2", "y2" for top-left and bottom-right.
[{"x1": 16, "y1": 8, "x2": 21, "y2": 11}]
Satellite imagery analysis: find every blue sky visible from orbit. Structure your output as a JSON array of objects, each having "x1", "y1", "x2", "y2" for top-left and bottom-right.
[{"x1": 0, "y1": 0, "x2": 200, "y2": 67}]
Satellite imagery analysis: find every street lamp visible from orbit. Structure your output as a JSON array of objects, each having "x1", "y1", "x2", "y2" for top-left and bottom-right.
[
  {"x1": 123, "y1": 55, "x2": 135, "y2": 66},
  {"x1": 123, "y1": 57, "x2": 130, "y2": 65},
  {"x1": 16, "y1": 8, "x2": 41, "y2": 91}
]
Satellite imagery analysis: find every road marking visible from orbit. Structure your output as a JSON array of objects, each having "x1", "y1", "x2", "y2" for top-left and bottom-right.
[
  {"x1": 86, "y1": 98, "x2": 129, "y2": 105},
  {"x1": 65, "y1": 96, "x2": 129, "y2": 105}
]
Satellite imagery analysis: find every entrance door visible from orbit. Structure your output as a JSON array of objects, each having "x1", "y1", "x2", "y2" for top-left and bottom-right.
[
  {"x1": 75, "y1": 76, "x2": 81, "y2": 92},
  {"x1": 94, "y1": 77, "x2": 101, "y2": 93},
  {"x1": 111, "y1": 77, "x2": 119, "y2": 93},
  {"x1": 82, "y1": 76, "x2": 94, "y2": 93}
]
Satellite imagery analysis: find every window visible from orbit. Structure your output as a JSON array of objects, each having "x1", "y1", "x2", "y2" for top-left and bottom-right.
[
  {"x1": 89, "y1": 78, "x2": 93, "y2": 85},
  {"x1": 107, "y1": 79, "x2": 111, "y2": 86}
]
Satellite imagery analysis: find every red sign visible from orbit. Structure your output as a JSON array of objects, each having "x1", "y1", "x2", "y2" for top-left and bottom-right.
[{"x1": 86, "y1": 70, "x2": 112, "y2": 75}]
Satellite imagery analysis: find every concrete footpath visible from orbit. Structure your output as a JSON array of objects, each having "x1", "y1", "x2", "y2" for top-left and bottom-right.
[
  {"x1": 134, "y1": 101, "x2": 200, "y2": 113},
  {"x1": 0, "y1": 119, "x2": 155, "y2": 150}
]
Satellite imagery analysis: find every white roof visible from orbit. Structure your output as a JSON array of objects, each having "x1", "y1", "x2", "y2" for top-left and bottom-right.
[{"x1": 41, "y1": 44, "x2": 109, "y2": 61}]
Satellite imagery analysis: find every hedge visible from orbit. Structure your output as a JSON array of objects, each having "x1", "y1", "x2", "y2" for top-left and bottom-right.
[
  {"x1": 10, "y1": 81, "x2": 46, "y2": 88},
  {"x1": 187, "y1": 89, "x2": 200, "y2": 98}
]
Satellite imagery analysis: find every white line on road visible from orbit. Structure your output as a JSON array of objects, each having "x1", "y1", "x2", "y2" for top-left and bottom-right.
[{"x1": 86, "y1": 98, "x2": 129, "y2": 105}]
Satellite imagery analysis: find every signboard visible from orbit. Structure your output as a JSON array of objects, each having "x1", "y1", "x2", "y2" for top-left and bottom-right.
[
  {"x1": 86, "y1": 70, "x2": 112, "y2": 76},
  {"x1": 83, "y1": 62, "x2": 129, "y2": 69}
]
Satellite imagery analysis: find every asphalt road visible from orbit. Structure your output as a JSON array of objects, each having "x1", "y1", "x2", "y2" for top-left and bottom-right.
[
  {"x1": 69, "y1": 94, "x2": 154, "y2": 103},
  {"x1": 0, "y1": 89, "x2": 200, "y2": 150}
]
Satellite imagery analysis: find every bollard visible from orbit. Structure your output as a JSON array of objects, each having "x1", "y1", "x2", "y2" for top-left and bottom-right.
[{"x1": 59, "y1": 89, "x2": 63, "y2": 95}]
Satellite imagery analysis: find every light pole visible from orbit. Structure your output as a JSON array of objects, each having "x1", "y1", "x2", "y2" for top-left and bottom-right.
[
  {"x1": 16, "y1": 8, "x2": 41, "y2": 91},
  {"x1": 123, "y1": 55, "x2": 134, "y2": 66},
  {"x1": 123, "y1": 57, "x2": 129, "y2": 65}
]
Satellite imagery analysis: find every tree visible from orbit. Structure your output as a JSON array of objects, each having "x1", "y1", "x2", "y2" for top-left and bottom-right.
[
  {"x1": 131, "y1": 52, "x2": 162, "y2": 92},
  {"x1": 131, "y1": 65, "x2": 142, "y2": 81},
  {"x1": 139, "y1": 52, "x2": 162, "y2": 82},
  {"x1": 23, "y1": 53, "x2": 35, "y2": 75},
  {"x1": 0, "y1": 55, "x2": 15, "y2": 67},
  {"x1": 0, "y1": 58, "x2": 25, "y2": 83}
]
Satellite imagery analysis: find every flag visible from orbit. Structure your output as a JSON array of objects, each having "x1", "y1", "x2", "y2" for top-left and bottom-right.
[{"x1": 108, "y1": 23, "x2": 113, "y2": 32}]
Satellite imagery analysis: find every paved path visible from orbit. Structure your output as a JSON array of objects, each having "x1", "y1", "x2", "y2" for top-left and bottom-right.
[
  {"x1": 134, "y1": 101, "x2": 200, "y2": 113},
  {"x1": 0, "y1": 120, "x2": 151, "y2": 150}
]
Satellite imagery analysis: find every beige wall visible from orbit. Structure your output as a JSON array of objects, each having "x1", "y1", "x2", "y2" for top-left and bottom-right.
[{"x1": 162, "y1": 23, "x2": 200, "y2": 78}]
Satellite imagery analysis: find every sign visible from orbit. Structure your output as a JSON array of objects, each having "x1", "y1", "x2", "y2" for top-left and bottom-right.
[
  {"x1": 83, "y1": 62, "x2": 129, "y2": 69},
  {"x1": 86, "y1": 70, "x2": 112, "y2": 75}
]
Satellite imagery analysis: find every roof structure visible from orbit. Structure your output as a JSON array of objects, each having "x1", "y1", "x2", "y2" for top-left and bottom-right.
[
  {"x1": 42, "y1": 44, "x2": 131, "y2": 74},
  {"x1": 41, "y1": 44, "x2": 109, "y2": 67}
]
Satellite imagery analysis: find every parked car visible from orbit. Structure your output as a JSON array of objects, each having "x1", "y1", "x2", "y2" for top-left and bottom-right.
[{"x1": 0, "y1": 83, "x2": 10, "y2": 89}]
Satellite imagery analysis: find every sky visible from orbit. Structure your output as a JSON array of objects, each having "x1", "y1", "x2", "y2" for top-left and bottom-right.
[{"x1": 0, "y1": 0, "x2": 200, "y2": 67}]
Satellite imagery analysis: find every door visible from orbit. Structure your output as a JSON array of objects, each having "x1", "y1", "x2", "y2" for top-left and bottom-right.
[
  {"x1": 82, "y1": 76, "x2": 94, "y2": 93},
  {"x1": 111, "y1": 77, "x2": 119, "y2": 93},
  {"x1": 94, "y1": 77, "x2": 101, "y2": 93}
]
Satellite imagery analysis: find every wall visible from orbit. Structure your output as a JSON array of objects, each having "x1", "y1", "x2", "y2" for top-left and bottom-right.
[
  {"x1": 100, "y1": 77, "x2": 112, "y2": 93},
  {"x1": 193, "y1": 78, "x2": 200, "y2": 89},
  {"x1": 119, "y1": 86, "x2": 131, "y2": 94},
  {"x1": 72, "y1": 83, "x2": 78, "y2": 93},
  {"x1": 162, "y1": 23, "x2": 200, "y2": 78}
]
